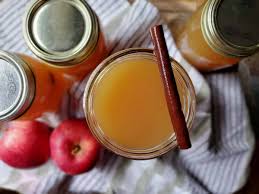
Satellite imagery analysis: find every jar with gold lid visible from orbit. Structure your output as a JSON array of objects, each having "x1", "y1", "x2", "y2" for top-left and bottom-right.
[
  {"x1": 176, "y1": 0, "x2": 259, "y2": 71},
  {"x1": 23, "y1": 0, "x2": 107, "y2": 83}
]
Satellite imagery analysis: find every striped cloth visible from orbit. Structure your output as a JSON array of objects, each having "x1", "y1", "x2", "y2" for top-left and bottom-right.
[{"x1": 0, "y1": 0, "x2": 255, "y2": 194}]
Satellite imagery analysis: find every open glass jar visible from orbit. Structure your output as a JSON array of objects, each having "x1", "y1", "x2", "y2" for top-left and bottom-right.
[{"x1": 83, "y1": 48, "x2": 196, "y2": 159}]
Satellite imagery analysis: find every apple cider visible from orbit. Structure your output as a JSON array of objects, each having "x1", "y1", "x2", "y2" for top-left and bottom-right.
[{"x1": 84, "y1": 49, "x2": 196, "y2": 159}]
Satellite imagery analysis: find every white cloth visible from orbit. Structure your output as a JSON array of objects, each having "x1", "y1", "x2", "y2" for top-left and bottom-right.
[{"x1": 0, "y1": 0, "x2": 255, "y2": 194}]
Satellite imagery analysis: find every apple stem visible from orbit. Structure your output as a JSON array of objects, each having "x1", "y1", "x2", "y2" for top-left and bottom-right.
[{"x1": 72, "y1": 144, "x2": 81, "y2": 155}]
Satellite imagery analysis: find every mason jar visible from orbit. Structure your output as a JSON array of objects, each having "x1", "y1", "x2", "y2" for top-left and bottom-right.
[
  {"x1": 83, "y1": 48, "x2": 196, "y2": 159},
  {"x1": 23, "y1": 0, "x2": 107, "y2": 83},
  {"x1": 0, "y1": 51, "x2": 68, "y2": 121},
  {"x1": 176, "y1": 0, "x2": 259, "y2": 71}
]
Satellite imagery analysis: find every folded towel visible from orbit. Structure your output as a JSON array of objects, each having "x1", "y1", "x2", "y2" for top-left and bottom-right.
[{"x1": 0, "y1": 0, "x2": 255, "y2": 194}]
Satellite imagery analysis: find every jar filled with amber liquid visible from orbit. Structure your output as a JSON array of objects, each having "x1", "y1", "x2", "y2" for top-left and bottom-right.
[
  {"x1": 83, "y1": 48, "x2": 196, "y2": 159},
  {"x1": 23, "y1": 0, "x2": 107, "y2": 86},
  {"x1": 0, "y1": 51, "x2": 69, "y2": 121},
  {"x1": 176, "y1": 0, "x2": 259, "y2": 71}
]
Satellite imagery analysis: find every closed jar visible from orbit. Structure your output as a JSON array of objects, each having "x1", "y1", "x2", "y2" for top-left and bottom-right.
[
  {"x1": 177, "y1": 0, "x2": 259, "y2": 71},
  {"x1": 0, "y1": 51, "x2": 69, "y2": 121},
  {"x1": 23, "y1": 0, "x2": 107, "y2": 83}
]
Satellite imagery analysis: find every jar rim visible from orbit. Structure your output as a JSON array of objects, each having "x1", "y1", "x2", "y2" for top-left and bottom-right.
[{"x1": 83, "y1": 48, "x2": 196, "y2": 159}]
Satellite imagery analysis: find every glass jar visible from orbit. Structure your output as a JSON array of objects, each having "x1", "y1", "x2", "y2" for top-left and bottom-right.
[
  {"x1": 83, "y1": 48, "x2": 196, "y2": 159},
  {"x1": 176, "y1": 0, "x2": 259, "y2": 71},
  {"x1": 23, "y1": 0, "x2": 107, "y2": 84},
  {"x1": 0, "y1": 51, "x2": 67, "y2": 121}
]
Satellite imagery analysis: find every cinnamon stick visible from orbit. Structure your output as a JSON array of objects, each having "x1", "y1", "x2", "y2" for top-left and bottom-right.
[{"x1": 150, "y1": 25, "x2": 191, "y2": 149}]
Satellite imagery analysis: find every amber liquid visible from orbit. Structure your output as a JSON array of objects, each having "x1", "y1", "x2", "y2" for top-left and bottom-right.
[
  {"x1": 18, "y1": 55, "x2": 66, "y2": 120},
  {"x1": 176, "y1": 4, "x2": 240, "y2": 71},
  {"x1": 17, "y1": 31, "x2": 107, "y2": 120},
  {"x1": 92, "y1": 57, "x2": 176, "y2": 150}
]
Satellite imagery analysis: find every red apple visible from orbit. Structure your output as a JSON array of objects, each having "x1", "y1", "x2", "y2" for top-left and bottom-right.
[
  {"x1": 0, "y1": 121, "x2": 51, "y2": 168},
  {"x1": 50, "y1": 119, "x2": 101, "y2": 175}
]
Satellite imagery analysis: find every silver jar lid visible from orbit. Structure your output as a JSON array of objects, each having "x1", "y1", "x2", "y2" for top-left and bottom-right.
[
  {"x1": 23, "y1": 0, "x2": 99, "y2": 66},
  {"x1": 201, "y1": 0, "x2": 259, "y2": 57},
  {"x1": 0, "y1": 51, "x2": 35, "y2": 121}
]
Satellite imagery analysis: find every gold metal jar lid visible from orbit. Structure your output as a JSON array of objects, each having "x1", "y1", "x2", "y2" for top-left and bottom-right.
[
  {"x1": 0, "y1": 51, "x2": 35, "y2": 121},
  {"x1": 201, "y1": 0, "x2": 259, "y2": 57},
  {"x1": 23, "y1": 0, "x2": 99, "y2": 66}
]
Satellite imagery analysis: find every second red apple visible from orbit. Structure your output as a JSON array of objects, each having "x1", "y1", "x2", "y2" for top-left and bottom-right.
[{"x1": 50, "y1": 119, "x2": 101, "y2": 175}]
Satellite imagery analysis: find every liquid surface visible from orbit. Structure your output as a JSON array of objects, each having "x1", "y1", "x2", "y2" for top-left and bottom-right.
[{"x1": 93, "y1": 57, "x2": 175, "y2": 149}]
